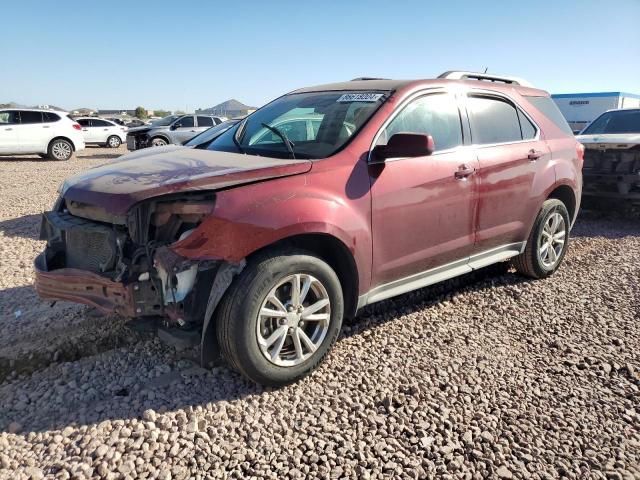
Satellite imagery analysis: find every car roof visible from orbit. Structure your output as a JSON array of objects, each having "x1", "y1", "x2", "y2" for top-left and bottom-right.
[
  {"x1": 0, "y1": 107, "x2": 69, "y2": 113},
  {"x1": 289, "y1": 78, "x2": 549, "y2": 97}
]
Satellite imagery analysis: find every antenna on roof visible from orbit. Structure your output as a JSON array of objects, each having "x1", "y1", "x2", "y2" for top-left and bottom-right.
[{"x1": 483, "y1": 67, "x2": 488, "y2": 73}]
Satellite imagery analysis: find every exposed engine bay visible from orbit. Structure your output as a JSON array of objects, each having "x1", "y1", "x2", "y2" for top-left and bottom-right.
[{"x1": 37, "y1": 192, "x2": 220, "y2": 327}]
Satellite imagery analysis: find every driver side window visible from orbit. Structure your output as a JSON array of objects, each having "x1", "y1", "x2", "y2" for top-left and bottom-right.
[
  {"x1": 378, "y1": 94, "x2": 463, "y2": 152},
  {"x1": 177, "y1": 116, "x2": 194, "y2": 128}
]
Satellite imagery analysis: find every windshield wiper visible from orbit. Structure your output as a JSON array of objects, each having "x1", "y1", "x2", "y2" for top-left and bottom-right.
[
  {"x1": 261, "y1": 123, "x2": 296, "y2": 159},
  {"x1": 232, "y1": 121, "x2": 246, "y2": 154}
]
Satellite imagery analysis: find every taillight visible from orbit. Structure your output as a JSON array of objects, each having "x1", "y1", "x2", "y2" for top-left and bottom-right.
[
  {"x1": 576, "y1": 142, "x2": 585, "y2": 163},
  {"x1": 72, "y1": 123, "x2": 82, "y2": 130}
]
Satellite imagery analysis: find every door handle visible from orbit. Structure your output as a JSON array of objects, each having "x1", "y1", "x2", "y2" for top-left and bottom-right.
[
  {"x1": 4, "y1": 127, "x2": 13, "y2": 131},
  {"x1": 455, "y1": 164, "x2": 475, "y2": 179},
  {"x1": 528, "y1": 149, "x2": 543, "y2": 161},
  {"x1": 103, "y1": 129, "x2": 108, "y2": 131},
  {"x1": 82, "y1": 129, "x2": 88, "y2": 131},
  {"x1": 43, "y1": 126, "x2": 50, "y2": 128}
]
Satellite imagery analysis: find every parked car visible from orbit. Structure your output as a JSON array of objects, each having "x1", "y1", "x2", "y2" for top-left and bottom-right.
[
  {"x1": 576, "y1": 108, "x2": 640, "y2": 199},
  {"x1": 126, "y1": 114, "x2": 225, "y2": 150},
  {"x1": 75, "y1": 117, "x2": 127, "y2": 148},
  {"x1": 0, "y1": 109, "x2": 85, "y2": 160},
  {"x1": 110, "y1": 120, "x2": 240, "y2": 163},
  {"x1": 35, "y1": 72, "x2": 582, "y2": 385},
  {"x1": 107, "y1": 117, "x2": 129, "y2": 127},
  {"x1": 126, "y1": 119, "x2": 150, "y2": 128}
]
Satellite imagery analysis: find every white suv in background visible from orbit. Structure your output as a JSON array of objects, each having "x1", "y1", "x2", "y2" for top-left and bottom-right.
[
  {"x1": 0, "y1": 109, "x2": 85, "y2": 160},
  {"x1": 75, "y1": 117, "x2": 127, "y2": 148}
]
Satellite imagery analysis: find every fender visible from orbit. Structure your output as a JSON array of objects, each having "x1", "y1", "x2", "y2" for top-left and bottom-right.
[{"x1": 170, "y1": 159, "x2": 373, "y2": 296}]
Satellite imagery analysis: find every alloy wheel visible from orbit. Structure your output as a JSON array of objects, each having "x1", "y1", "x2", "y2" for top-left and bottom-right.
[
  {"x1": 256, "y1": 274, "x2": 331, "y2": 367},
  {"x1": 52, "y1": 142, "x2": 71, "y2": 160},
  {"x1": 539, "y1": 211, "x2": 566, "y2": 268}
]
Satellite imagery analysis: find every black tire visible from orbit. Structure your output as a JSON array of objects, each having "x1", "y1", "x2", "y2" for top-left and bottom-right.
[
  {"x1": 47, "y1": 139, "x2": 73, "y2": 161},
  {"x1": 215, "y1": 249, "x2": 344, "y2": 386},
  {"x1": 512, "y1": 199, "x2": 570, "y2": 279},
  {"x1": 150, "y1": 137, "x2": 168, "y2": 147},
  {"x1": 106, "y1": 135, "x2": 121, "y2": 148}
]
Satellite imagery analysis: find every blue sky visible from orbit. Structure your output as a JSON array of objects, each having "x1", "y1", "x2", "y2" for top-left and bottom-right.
[{"x1": 2, "y1": 0, "x2": 639, "y2": 111}]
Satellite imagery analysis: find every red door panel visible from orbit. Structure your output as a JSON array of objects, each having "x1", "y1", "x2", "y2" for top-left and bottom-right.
[
  {"x1": 370, "y1": 149, "x2": 478, "y2": 287},
  {"x1": 474, "y1": 140, "x2": 550, "y2": 250}
]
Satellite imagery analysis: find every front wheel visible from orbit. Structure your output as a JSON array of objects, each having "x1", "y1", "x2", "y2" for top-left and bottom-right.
[
  {"x1": 215, "y1": 250, "x2": 344, "y2": 386},
  {"x1": 150, "y1": 137, "x2": 168, "y2": 147},
  {"x1": 512, "y1": 199, "x2": 570, "y2": 279},
  {"x1": 106, "y1": 135, "x2": 121, "y2": 148}
]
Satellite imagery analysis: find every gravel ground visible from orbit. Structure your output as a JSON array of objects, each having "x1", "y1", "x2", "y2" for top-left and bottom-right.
[{"x1": 1, "y1": 148, "x2": 639, "y2": 479}]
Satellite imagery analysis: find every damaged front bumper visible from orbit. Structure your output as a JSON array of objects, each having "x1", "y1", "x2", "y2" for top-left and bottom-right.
[
  {"x1": 35, "y1": 252, "x2": 140, "y2": 316},
  {"x1": 34, "y1": 204, "x2": 220, "y2": 326},
  {"x1": 583, "y1": 148, "x2": 640, "y2": 199}
]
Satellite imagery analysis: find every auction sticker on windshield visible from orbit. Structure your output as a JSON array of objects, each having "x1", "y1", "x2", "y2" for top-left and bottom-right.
[{"x1": 337, "y1": 93, "x2": 384, "y2": 102}]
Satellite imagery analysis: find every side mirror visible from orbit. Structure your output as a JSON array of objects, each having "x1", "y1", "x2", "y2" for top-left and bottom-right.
[
  {"x1": 171, "y1": 123, "x2": 182, "y2": 130},
  {"x1": 372, "y1": 133, "x2": 435, "y2": 160}
]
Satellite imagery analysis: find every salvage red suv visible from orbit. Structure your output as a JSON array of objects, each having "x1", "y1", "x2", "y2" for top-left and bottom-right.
[{"x1": 35, "y1": 71, "x2": 583, "y2": 386}]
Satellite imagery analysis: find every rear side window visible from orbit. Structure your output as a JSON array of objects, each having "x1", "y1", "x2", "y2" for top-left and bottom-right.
[
  {"x1": 92, "y1": 119, "x2": 110, "y2": 127},
  {"x1": 525, "y1": 96, "x2": 573, "y2": 136},
  {"x1": 378, "y1": 93, "x2": 463, "y2": 152},
  {"x1": 197, "y1": 116, "x2": 214, "y2": 127},
  {"x1": 77, "y1": 119, "x2": 90, "y2": 126},
  {"x1": 468, "y1": 96, "x2": 522, "y2": 144},
  {"x1": 19, "y1": 111, "x2": 43, "y2": 124},
  {"x1": 43, "y1": 112, "x2": 60, "y2": 122}
]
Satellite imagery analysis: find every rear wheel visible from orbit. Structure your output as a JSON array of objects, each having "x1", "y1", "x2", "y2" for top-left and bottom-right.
[
  {"x1": 215, "y1": 249, "x2": 344, "y2": 386},
  {"x1": 150, "y1": 137, "x2": 168, "y2": 147},
  {"x1": 106, "y1": 135, "x2": 121, "y2": 148},
  {"x1": 48, "y1": 139, "x2": 73, "y2": 161},
  {"x1": 512, "y1": 199, "x2": 570, "y2": 279}
]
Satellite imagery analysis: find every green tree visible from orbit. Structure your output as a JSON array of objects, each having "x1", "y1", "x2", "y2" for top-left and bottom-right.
[
  {"x1": 134, "y1": 106, "x2": 148, "y2": 119},
  {"x1": 153, "y1": 110, "x2": 170, "y2": 118}
]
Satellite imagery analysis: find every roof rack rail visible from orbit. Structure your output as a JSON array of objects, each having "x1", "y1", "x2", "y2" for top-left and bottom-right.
[
  {"x1": 437, "y1": 71, "x2": 533, "y2": 87},
  {"x1": 350, "y1": 77, "x2": 389, "y2": 81}
]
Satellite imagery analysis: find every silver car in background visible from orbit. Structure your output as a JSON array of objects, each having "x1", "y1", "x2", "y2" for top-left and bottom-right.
[{"x1": 126, "y1": 114, "x2": 225, "y2": 150}]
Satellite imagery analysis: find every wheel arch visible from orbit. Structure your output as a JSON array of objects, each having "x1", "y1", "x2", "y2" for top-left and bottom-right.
[
  {"x1": 149, "y1": 134, "x2": 170, "y2": 144},
  {"x1": 546, "y1": 184, "x2": 577, "y2": 225},
  {"x1": 48, "y1": 136, "x2": 76, "y2": 151},
  {"x1": 249, "y1": 232, "x2": 360, "y2": 319}
]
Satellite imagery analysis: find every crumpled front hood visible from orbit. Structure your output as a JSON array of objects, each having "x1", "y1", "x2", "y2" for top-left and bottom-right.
[
  {"x1": 577, "y1": 133, "x2": 640, "y2": 147},
  {"x1": 62, "y1": 149, "x2": 312, "y2": 215},
  {"x1": 126, "y1": 125, "x2": 153, "y2": 134}
]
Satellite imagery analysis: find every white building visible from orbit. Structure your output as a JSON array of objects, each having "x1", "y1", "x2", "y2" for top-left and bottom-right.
[{"x1": 551, "y1": 92, "x2": 640, "y2": 133}]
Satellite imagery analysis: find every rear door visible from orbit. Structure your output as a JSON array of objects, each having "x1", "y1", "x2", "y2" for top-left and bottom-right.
[
  {"x1": 466, "y1": 92, "x2": 550, "y2": 252},
  {"x1": 370, "y1": 91, "x2": 478, "y2": 287},
  {"x1": 196, "y1": 116, "x2": 216, "y2": 136}
]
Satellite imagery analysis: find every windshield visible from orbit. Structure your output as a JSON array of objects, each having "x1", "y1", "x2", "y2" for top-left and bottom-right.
[
  {"x1": 185, "y1": 120, "x2": 238, "y2": 147},
  {"x1": 207, "y1": 91, "x2": 388, "y2": 159},
  {"x1": 151, "y1": 115, "x2": 181, "y2": 127},
  {"x1": 582, "y1": 110, "x2": 640, "y2": 135}
]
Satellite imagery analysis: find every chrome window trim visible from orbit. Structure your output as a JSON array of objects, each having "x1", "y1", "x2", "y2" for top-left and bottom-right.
[
  {"x1": 367, "y1": 87, "x2": 466, "y2": 164},
  {"x1": 465, "y1": 88, "x2": 541, "y2": 148}
]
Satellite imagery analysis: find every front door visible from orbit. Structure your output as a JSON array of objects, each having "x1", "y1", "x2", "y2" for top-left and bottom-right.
[
  {"x1": 15, "y1": 110, "x2": 46, "y2": 151},
  {"x1": 0, "y1": 111, "x2": 19, "y2": 153},
  {"x1": 173, "y1": 116, "x2": 197, "y2": 143},
  {"x1": 370, "y1": 92, "x2": 478, "y2": 288}
]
